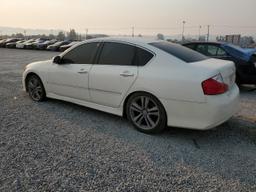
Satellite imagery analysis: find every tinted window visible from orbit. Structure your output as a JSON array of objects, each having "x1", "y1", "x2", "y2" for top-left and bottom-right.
[
  {"x1": 196, "y1": 44, "x2": 228, "y2": 57},
  {"x1": 196, "y1": 44, "x2": 208, "y2": 55},
  {"x1": 62, "y1": 42, "x2": 99, "y2": 64},
  {"x1": 217, "y1": 47, "x2": 227, "y2": 56},
  {"x1": 184, "y1": 44, "x2": 196, "y2": 50},
  {"x1": 150, "y1": 42, "x2": 208, "y2": 63},
  {"x1": 135, "y1": 48, "x2": 154, "y2": 66},
  {"x1": 98, "y1": 42, "x2": 136, "y2": 65},
  {"x1": 207, "y1": 45, "x2": 218, "y2": 56}
]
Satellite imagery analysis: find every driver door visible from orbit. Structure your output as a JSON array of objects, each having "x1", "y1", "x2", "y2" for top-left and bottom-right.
[{"x1": 47, "y1": 42, "x2": 100, "y2": 101}]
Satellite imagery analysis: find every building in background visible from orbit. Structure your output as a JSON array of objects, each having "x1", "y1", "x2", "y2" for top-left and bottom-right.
[
  {"x1": 225, "y1": 34, "x2": 241, "y2": 45},
  {"x1": 240, "y1": 36, "x2": 255, "y2": 48}
]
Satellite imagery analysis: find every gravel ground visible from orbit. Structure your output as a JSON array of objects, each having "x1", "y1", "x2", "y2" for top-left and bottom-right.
[{"x1": 0, "y1": 48, "x2": 256, "y2": 192}]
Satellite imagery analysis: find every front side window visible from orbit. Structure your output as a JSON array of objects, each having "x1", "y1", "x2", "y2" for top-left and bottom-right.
[
  {"x1": 217, "y1": 47, "x2": 228, "y2": 56},
  {"x1": 98, "y1": 42, "x2": 136, "y2": 65},
  {"x1": 197, "y1": 44, "x2": 227, "y2": 57},
  {"x1": 62, "y1": 42, "x2": 99, "y2": 64},
  {"x1": 207, "y1": 45, "x2": 219, "y2": 56},
  {"x1": 150, "y1": 42, "x2": 208, "y2": 63}
]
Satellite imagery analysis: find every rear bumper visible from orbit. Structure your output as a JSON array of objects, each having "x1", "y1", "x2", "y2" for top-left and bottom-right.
[{"x1": 161, "y1": 85, "x2": 240, "y2": 130}]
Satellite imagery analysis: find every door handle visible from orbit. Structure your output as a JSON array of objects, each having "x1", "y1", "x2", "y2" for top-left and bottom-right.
[
  {"x1": 120, "y1": 71, "x2": 134, "y2": 77},
  {"x1": 78, "y1": 69, "x2": 88, "y2": 74}
]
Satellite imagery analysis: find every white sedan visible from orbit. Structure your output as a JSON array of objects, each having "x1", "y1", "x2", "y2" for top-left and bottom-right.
[{"x1": 23, "y1": 38, "x2": 239, "y2": 133}]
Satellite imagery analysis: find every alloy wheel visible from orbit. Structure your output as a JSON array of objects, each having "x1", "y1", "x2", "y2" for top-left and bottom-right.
[
  {"x1": 27, "y1": 76, "x2": 45, "y2": 101},
  {"x1": 129, "y1": 96, "x2": 160, "y2": 130}
]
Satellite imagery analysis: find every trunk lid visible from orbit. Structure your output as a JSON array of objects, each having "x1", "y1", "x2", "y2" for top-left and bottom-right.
[{"x1": 192, "y1": 58, "x2": 236, "y2": 88}]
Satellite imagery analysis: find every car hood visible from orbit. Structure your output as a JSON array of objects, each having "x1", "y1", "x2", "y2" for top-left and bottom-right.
[
  {"x1": 222, "y1": 44, "x2": 256, "y2": 62},
  {"x1": 27, "y1": 60, "x2": 52, "y2": 68}
]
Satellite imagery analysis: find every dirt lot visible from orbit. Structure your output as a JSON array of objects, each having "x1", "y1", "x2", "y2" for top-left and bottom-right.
[{"x1": 0, "y1": 48, "x2": 256, "y2": 191}]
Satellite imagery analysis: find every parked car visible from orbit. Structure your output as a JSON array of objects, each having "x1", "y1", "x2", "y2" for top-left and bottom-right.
[
  {"x1": 6, "y1": 39, "x2": 24, "y2": 48},
  {"x1": 37, "y1": 39, "x2": 57, "y2": 50},
  {"x1": 24, "y1": 39, "x2": 37, "y2": 49},
  {"x1": 23, "y1": 38, "x2": 239, "y2": 134},
  {"x1": 16, "y1": 39, "x2": 34, "y2": 49},
  {"x1": 59, "y1": 41, "x2": 79, "y2": 52},
  {"x1": 29, "y1": 38, "x2": 48, "y2": 49},
  {"x1": 47, "y1": 41, "x2": 70, "y2": 51},
  {"x1": 183, "y1": 42, "x2": 256, "y2": 85},
  {"x1": 0, "y1": 39, "x2": 8, "y2": 47},
  {"x1": 0, "y1": 38, "x2": 20, "y2": 47}
]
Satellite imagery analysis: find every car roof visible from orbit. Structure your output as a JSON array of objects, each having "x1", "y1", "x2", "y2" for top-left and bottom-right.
[
  {"x1": 183, "y1": 41, "x2": 227, "y2": 46},
  {"x1": 85, "y1": 37, "x2": 160, "y2": 47}
]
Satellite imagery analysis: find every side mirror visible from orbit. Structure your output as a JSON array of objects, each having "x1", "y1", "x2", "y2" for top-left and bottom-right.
[{"x1": 53, "y1": 56, "x2": 62, "y2": 64}]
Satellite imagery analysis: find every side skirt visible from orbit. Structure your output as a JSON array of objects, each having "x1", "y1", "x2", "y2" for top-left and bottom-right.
[{"x1": 47, "y1": 93, "x2": 123, "y2": 116}]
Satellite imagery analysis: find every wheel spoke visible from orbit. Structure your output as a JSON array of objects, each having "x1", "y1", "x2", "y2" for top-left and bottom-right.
[
  {"x1": 32, "y1": 89, "x2": 39, "y2": 100},
  {"x1": 140, "y1": 96, "x2": 145, "y2": 109},
  {"x1": 28, "y1": 81, "x2": 36, "y2": 89},
  {"x1": 134, "y1": 113, "x2": 143, "y2": 124},
  {"x1": 146, "y1": 115, "x2": 156, "y2": 127},
  {"x1": 144, "y1": 97, "x2": 149, "y2": 109},
  {"x1": 131, "y1": 102, "x2": 143, "y2": 112},
  {"x1": 144, "y1": 116, "x2": 152, "y2": 127}
]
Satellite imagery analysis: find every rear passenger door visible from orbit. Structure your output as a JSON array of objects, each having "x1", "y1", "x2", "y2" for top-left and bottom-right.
[{"x1": 89, "y1": 42, "x2": 153, "y2": 108}]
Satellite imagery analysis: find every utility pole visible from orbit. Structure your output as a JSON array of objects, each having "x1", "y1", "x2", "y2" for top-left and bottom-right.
[
  {"x1": 207, "y1": 25, "x2": 210, "y2": 42},
  {"x1": 198, "y1": 25, "x2": 202, "y2": 41},
  {"x1": 24, "y1": 30, "x2": 27, "y2": 40},
  {"x1": 85, "y1": 28, "x2": 88, "y2": 40},
  {"x1": 132, "y1": 26, "x2": 134, "y2": 37},
  {"x1": 182, "y1": 21, "x2": 186, "y2": 42}
]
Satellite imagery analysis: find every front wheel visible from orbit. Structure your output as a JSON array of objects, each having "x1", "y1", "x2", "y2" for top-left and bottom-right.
[
  {"x1": 126, "y1": 93, "x2": 167, "y2": 134},
  {"x1": 26, "y1": 75, "x2": 46, "y2": 102}
]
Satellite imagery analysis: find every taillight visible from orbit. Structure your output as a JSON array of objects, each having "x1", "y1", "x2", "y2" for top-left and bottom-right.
[{"x1": 202, "y1": 74, "x2": 228, "y2": 95}]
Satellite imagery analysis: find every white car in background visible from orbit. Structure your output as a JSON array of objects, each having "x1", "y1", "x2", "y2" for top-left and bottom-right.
[
  {"x1": 16, "y1": 39, "x2": 34, "y2": 49},
  {"x1": 22, "y1": 38, "x2": 239, "y2": 133}
]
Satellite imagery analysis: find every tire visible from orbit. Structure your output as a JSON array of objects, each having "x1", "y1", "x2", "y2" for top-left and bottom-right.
[
  {"x1": 126, "y1": 92, "x2": 167, "y2": 134},
  {"x1": 235, "y1": 73, "x2": 241, "y2": 86},
  {"x1": 26, "y1": 75, "x2": 46, "y2": 102}
]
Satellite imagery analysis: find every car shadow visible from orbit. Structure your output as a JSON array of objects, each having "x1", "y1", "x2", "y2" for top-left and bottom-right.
[
  {"x1": 42, "y1": 97, "x2": 256, "y2": 146},
  {"x1": 37, "y1": 97, "x2": 256, "y2": 185}
]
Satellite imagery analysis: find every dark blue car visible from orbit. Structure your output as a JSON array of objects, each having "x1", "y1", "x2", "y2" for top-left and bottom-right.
[{"x1": 183, "y1": 42, "x2": 256, "y2": 85}]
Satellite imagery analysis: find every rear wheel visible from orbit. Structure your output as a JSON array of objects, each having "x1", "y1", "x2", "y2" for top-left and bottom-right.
[
  {"x1": 26, "y1": 75, "x2": 46, "y2": 102},
  {"x1": 126, "y1": 93, "x2": 167, "y2": 134}
]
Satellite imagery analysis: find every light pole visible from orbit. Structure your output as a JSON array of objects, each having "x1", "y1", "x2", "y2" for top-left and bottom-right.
[
  {"x1": 207, "y1": 25, "x2": 210, "y2": 42},
  {"x1": 182, "y1": 21, "x2": 186, "y2": 42}
]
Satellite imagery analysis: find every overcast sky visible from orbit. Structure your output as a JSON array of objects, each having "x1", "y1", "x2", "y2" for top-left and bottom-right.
[{"x1": 0, "y1": 0, "x2": 256, "y2": 36}]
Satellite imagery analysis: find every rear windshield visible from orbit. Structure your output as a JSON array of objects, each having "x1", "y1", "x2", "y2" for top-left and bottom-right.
[{"x1": 149, "y1": 42, "x2": 208, "y2": 63}]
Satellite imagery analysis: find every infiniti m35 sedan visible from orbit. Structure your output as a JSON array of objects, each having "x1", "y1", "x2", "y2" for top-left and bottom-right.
[{"x1": 23, "y1": 38, "x2": 239, "y2": 133}]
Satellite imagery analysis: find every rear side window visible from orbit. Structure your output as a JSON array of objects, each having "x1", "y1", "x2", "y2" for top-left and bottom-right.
[
  {"x1": 135, "y1": 48, "x2": 154, "y2": 66},
  {"x1": 98, "y1": 42, "x2": 136, "y2": 65},
  {"x1": 150, "y1": 42, "x2": 208, "y2": 63},
  {"x1": 62, "y1": 42, "x2": 99, "y2": 64}
]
